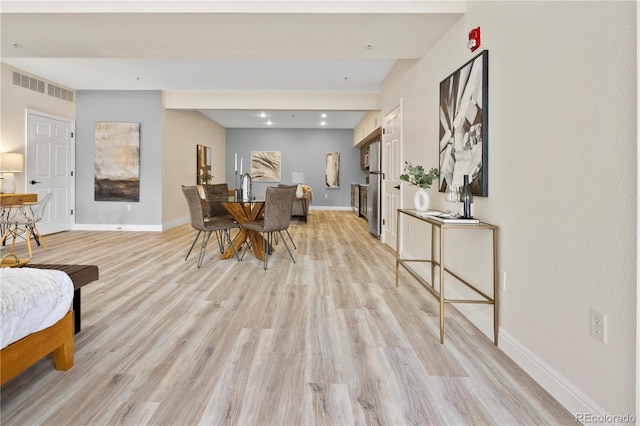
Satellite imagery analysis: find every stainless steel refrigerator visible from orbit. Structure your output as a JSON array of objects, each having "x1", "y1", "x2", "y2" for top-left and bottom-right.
[{"x1": 367, "y1": 140, "x2": 382, "y2": 238}]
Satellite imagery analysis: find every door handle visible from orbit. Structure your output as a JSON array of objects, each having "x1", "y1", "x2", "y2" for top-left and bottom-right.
[
  {"x1": 393, "y1": 184, "x2": 400, "y2": 190},
  {"x1": 30, "y1": 180, "x2": 41, "y2": 185}
]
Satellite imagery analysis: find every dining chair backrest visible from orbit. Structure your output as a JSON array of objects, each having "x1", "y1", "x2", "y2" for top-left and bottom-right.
[
  {"x1": 182, "y1": 185, "x2": 207, "y2": 231},
  {"x1": 1, "y1": 192, "x2": 53, "y2": 225},
  {"x1": 201, "y1": 183, "x2": 229, "y2": 217},
  {"x1": 31, "y1": 193, "x2": 53, "y2": 223},
  {"x1": 262, "y1": 185, "x2": 296, "y2": 233}
]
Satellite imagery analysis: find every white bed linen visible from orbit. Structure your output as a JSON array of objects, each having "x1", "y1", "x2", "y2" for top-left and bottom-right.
[{"x1": 0, "y1": 268, "x2": 74, "y2": 350}]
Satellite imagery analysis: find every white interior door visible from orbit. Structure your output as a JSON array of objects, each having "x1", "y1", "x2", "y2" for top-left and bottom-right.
[
  {"x1": 382, "y1": 103, "x2": 402, "y2": 251},
  {"x1": 27, "y1": 111, "x2": 74, "y2": 235}
]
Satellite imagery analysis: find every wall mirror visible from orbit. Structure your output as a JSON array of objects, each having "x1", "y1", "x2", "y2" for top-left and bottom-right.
[{"x1": 197, "y1": 144, "x2": 212, "y2": 184}]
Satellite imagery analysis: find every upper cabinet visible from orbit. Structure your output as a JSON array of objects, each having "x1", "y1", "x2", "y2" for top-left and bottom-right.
[{"x1": 354, "y1": 110, "x2": 382, "y2": 147}]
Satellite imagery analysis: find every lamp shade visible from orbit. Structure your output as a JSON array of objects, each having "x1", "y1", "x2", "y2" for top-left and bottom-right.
[{"x1": 0, "y1": 153, "x2": 24, "y2": 172}]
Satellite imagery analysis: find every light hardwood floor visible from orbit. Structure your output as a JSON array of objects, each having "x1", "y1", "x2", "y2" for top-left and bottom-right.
[{"x1": 1, "y1": 210, "x2": 574, "y2": 425}]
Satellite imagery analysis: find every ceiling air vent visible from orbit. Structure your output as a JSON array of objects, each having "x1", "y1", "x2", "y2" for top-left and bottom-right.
[{"x1": 12, "y1": 71, "x2": 45, "y2": 94}]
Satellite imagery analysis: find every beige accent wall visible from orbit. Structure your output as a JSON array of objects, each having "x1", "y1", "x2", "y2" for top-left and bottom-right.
[
  {"x1": 0, "y1": 63, "x2": 75, "y2": 193},
  {"x1": 161, "y1": 105, "x2": 226, "y2": 225},
  {"x1": 383, "y1": 1, "x2": 636, "y2": 416}
]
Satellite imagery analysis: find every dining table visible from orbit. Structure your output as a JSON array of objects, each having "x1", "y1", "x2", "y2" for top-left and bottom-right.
[{"x1": 207, "y1": 195, "x2": 268, "y2": 261}]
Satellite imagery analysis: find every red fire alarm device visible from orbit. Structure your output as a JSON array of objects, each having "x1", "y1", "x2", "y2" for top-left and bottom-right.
[{"x1": 468, "y1": 27, "x2": 481, "y2": 52}]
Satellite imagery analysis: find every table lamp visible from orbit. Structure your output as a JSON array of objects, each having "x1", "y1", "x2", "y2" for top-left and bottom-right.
[
  {"x1": 292, "y1": 171, "x2": 305, "y2": 198},
  {"x1": 0, "y1": 152, "x2": 24, "y2": 194}
]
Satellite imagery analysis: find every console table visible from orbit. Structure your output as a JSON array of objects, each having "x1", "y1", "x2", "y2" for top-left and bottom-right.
[{"x1": 395, "y1": 209, "x2": 499, "y2": 345}]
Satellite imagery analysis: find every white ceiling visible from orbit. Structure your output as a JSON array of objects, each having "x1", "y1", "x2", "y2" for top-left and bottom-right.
[{"x1": 0, "y1": 1, "x2": 464, "y2": 129}]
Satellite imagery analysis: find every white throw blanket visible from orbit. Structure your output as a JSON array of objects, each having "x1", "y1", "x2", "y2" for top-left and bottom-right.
[{"x1": 0, "y1": 268, "x2": 74, "y2": 349}]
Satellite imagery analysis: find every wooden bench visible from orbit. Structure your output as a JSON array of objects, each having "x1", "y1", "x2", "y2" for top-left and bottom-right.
[{"x1": 28, "y1": 264, "x2": 99, "y2": 334}]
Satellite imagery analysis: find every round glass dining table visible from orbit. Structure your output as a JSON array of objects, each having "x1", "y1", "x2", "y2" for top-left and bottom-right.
[{"x1": 208, "y1": 196, "x2": 268, "y2": 261}]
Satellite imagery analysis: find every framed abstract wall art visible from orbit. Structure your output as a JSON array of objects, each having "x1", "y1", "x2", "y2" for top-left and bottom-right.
[
  {"x1": 251, "y1": 151, "x2": 281, "y2": 182},
  {"x1": 325, "y1": 151, "x2": 340, "y2": 188},
  {"x1": 438, "y1": 50, "x2": 489, "y2": 196},
  {"x1": 94, "y1": 122, "x2": 140, "y2": 202}
]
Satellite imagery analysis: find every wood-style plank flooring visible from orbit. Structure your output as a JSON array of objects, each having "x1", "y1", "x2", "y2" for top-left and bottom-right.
[{"x1": 0, "y1": 211, "x2": 574, "y2": 425}]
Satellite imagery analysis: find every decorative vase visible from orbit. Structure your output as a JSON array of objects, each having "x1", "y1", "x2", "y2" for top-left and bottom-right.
[
  {"x1": 460, "y1": 174, "x2": 474, "y2": 218},
  {"x1": 413, "y1": 188, "x2": 430, "y2": 211},
  {"x1": 241, "y1": 173, "x2": 252, "y2": 201},
  {"x1": 296, "y1": 183, "x2": 304, "y2": 198}
]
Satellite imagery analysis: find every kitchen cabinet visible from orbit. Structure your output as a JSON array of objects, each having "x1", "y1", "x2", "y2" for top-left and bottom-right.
[
  {"x1": 354, "y1": 111, "x2": 382, "y2": 147},
  {"x1": 360, "y1": 143, "x2": 370, "y2": 170}
]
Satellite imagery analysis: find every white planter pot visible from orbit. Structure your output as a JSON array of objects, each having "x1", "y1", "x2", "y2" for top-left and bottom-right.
[{"x1": 413, "y1": 188, "x2": 430, "y2": 211}]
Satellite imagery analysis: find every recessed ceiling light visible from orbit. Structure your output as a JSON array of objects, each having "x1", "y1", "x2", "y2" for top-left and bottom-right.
[
  {"x1": 266, "y1": 120, "x2": 272, "y2": 126},
  {"x1": 259, "y1": 112, "x2": 267, "y2": 118},
  {"x1": 321, "y1": 113, "x2": 327, "y2": 118},
  {"x1": 320, "y1": 121, "x2": 326, "y2": 126}
]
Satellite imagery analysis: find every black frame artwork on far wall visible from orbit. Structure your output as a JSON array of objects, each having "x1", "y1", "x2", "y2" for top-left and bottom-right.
[{"x1": 438, "y1": 50, "x2": 489, "y2": 196}]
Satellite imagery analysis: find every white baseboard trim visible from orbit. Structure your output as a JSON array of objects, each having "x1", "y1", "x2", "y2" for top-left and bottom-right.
[
  {"x1": 73, "y1": 217, "x2": 190, "y2": 232},
  {"x1": 309, "y1": 206, "x2": 353, "y2": 211},
  {"x1": 73, "y1": 224, "x2": 163, "y2": 232},
  {"x1": 450, "y1": 290, "x2": 607, "y2": 421},
  {"x1": 404, "y1": 261, "x2": 606, "y2": 421},
  {"x1": 163, "y1": 217, "x2": 190, "y2": 231}
]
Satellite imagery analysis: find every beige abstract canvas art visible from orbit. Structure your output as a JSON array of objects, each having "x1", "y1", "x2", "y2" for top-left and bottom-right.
[{"x1": 94, "y1": 122, "x2": 140, "y2": 202}]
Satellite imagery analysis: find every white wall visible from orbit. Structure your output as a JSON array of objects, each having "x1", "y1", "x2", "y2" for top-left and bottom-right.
[
  {"x1": 0, "y1": 63, "x2": 75, "y2": 193},
  {"x1": 162, "y1": 107, "x2": 227, "y2": 226},
  {"x1": 383, "y1": 0, "x2": 636, "y2": 417}
]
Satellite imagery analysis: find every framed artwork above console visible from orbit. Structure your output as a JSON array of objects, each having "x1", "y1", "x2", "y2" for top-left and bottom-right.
[{"x1": 438, "y1": 50, "x2": 489, "y2": 197}]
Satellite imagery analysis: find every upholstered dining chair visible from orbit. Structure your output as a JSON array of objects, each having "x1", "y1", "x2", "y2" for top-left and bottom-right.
[
  {"x1": 0, "y1": 193, "x2": 53, "y2": 258},
  {"x1": 276, "y1": 184, "x2": 298, "y2": 249},
  {"x1": 241, "y1": 185, "x2": 296, "y2": 269},
  {"x1": 181, "y1": 185, "x2": 240, "y2": 268},
  {"x1": 200, "y1": 183, "x2": 234, "y2": 252},
  {"x1": 201, "y1": 183, "x2": 230, "y2": 218}
]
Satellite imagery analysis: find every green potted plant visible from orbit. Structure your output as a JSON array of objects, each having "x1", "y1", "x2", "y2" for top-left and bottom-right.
[
  {"x1": 200, "y1": 173, "x2": 212, "y2": 184},
  {"x1": 399, "y1": 161, "x2": 439, "y2": 189},
  {"x1": 399, "y1": 161, "x2": 439, "y2": 211}
]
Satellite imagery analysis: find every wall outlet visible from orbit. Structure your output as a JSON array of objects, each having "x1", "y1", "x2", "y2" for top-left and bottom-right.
[
  {"x1": 499, "y1": 270, "x2": 506, "y2": 291},
  {"x1": 324, "y1": 194, "x2": 328, "y2": 198},
  {"x1": 127, "y1": 203, "x2": 132, "y2": 212},
  {"x1": 590, "y1": 309, "x2": 607, "y2": 343}
]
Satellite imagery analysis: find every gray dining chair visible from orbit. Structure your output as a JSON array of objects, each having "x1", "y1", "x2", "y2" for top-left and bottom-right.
[
  {"x1": 181, "y1": 185, "x2": 240, "y2": 268},
  {"x1": 201, "y1": 183, "x2": 234, "y2": 252},
  {"x1": 276, "y1": 184, "x2": 298, "y2": 249},
  {"x1": 240, "y1": 185, "x2": 296, "y2": 269},
  {"x1": 201, "y1": 183, "x2": 230, "y2": 218}
]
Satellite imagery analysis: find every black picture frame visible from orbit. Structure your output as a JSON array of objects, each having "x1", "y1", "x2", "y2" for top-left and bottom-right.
[{"x1": 438, "y1": 50, "x2": 489, "y2": 196}]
